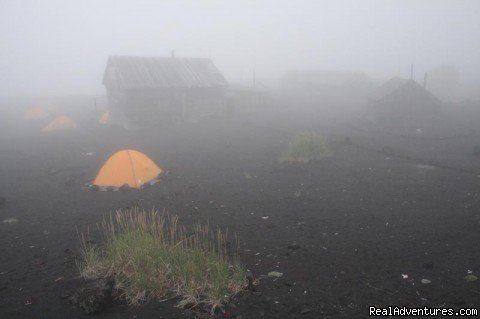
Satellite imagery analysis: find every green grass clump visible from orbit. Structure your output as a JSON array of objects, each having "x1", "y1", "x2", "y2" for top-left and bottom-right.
[
  {"x1": 281, "y1": 131, "x2": 331, "y2": 163},
  {"x1": 78, "y1": 208, "x2": 246, "y2": 310}
]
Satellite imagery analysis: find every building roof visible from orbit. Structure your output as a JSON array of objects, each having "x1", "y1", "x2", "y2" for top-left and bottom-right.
[
  {"x1": 368, "y1": 77, "x2": 442, "y2": 119},
  {"x1": 103, "y1": 56, "x2": 228, "y2": 90},
  {"x1": 368, "y1": 77, "x2": 411, "y2": 101}
]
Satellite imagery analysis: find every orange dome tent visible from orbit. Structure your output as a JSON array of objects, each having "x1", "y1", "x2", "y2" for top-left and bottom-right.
[
  {"x1": 42, "y1": 115, "x2": 77, "y2": 132},
  {"x1": 99, "y1": 111, "x2": 110, "y2": 124},
  {"x1": 93, "y1": 149, "x2": 162, "y2": 189},
  {"x1": 24, "y1": 106, "x2": 48, "y2": 120}
]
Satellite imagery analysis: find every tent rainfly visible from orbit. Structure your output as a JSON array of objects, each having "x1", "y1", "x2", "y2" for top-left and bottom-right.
[
  {"x1": 93, "y1": 149, "x2": 162, "y2": 189},
  {"x1": 42, "y1": 115, "x2": 77, "y2": 132},
  {"x1": 25, "y1": 106, "x2": 48, "y2": 120}
]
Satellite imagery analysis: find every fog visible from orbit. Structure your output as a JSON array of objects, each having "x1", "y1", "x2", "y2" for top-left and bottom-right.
[
  {"x1": 3, "y1": 2, "x2": 480, "y2": 318},
  {"x1": 1, "y1": 0, "x2": 479, "y2": 98}
]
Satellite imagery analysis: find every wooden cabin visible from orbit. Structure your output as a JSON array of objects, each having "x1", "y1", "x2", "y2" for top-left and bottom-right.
[
  {"x1": 367, "y1": 77, "x2": 441, "y2": 132},
  {"x1": 103, "y1": 56, "x2": 229, "y2": 126}
]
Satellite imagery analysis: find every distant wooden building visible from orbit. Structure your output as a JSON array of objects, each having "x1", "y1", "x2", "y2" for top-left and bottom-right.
[
  {"x1": 102, "y1": 56, "x2": 229, "y2": 126},
  {"x1": 367, "y1": 77, "x2": 441, "y2": 130}
]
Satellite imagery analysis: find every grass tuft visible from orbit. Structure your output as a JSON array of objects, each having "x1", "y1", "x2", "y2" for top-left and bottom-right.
[
  {"x1": 281, "y1": 131, "x2": 331, "y2": 163},
  {"x1": 77, "y1": 208, "x2": 246, "y2": 310}
]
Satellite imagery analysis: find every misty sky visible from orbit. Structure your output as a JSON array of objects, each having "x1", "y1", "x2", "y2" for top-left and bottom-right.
[{"x1": 1, "y1": 0, "x2": 479, "y2": 96}]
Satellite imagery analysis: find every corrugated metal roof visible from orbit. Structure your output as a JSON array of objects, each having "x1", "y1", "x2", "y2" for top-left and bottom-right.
[{"x1": 103, "y1": 56, "x2": 228, "y2": 89}]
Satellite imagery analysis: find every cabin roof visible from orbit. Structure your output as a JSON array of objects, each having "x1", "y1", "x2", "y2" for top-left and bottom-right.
[
  {"x1": 369, "y1": 77, "x2": 440, "y2": 104},
  {"x1": 369, "y1": 77, "x2": 411, "y2": 101},
  {"x1": 103, "y1": 56, "x2": 228, "y2": 90}
]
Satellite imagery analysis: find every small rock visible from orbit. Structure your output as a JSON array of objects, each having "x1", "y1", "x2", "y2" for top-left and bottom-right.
[
  {"x1": 421, "y1": 279, "x2": 431, "y2": 284},
  {"x1": 2, "y1": 217, "x2": 18, "y2": 224},
  {"x1": 300, "y1": 306, "x2": 311, "y2": 315},
  {"x1": 246, "y1": 272, "x2": 255, "y2": 291},
  {"x1": 465, "y1": 274, "x2": 478, "y2": 282},
  {"x1": 267, "y1": 271, "x2": 283, "y2": 278}
]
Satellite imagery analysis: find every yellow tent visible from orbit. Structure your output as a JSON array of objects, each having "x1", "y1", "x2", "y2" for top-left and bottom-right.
[
  {"x1": 24, "y1": 106, "x2": 48, "y2": 120},
  {"x1": 99, "y1": 111, "x2": 110, "y2": 124},
  {"x1": 42, "y1": 115, "x2": 77, "y2": 132},
  {"x1": 93, "y1": 149, "x2": 162, "y2": 189}
]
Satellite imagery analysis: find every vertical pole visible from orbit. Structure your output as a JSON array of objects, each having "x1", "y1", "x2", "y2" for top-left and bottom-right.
[
  {"x1": 94, "y1": 97, "x2": 98, "y2": 118},
  {"x1": 423, "y1": 72, "x2": 428, "y2": 89}
]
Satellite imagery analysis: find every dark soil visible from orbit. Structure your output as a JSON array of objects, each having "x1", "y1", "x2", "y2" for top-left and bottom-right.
[{"x1": 1, "y1": 107, "x2": 479, "y2": 318}]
